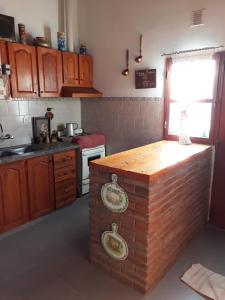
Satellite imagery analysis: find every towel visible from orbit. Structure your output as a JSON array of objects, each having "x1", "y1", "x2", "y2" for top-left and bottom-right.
[
  {"x1": 72, "y1": 133, "x2": 106, "y2": 149},
  {"x1": 181, "y1": 264, "x2": 225, "y2": 300}
]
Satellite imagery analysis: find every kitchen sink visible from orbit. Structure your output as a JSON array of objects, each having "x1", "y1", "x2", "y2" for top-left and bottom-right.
[
  {"x1": 12, "y1": 146, "x2": 34, "y2": 155},
  {"x1": 0, "y1": 150, "x2": 19, "y2": 158},
  {"x1": 0, "y1": 144, "x2": 44, "y2": 158}
]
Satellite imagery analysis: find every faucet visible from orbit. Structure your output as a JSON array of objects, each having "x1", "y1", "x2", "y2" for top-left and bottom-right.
[
  {"x1": 0, "y1": 123, "x2": 14, "y2": 140},
  {"x1": 0, "y1": 123, "x2": 4, "y2": 139}
]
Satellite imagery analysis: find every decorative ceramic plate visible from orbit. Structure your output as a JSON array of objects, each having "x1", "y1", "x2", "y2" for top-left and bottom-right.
[
  {"x1": 101, "y1": 223, "x2": 128, "y2": 261},
  {"x1": 101, "y1": 174, "x2": 128, "y2": 213}
]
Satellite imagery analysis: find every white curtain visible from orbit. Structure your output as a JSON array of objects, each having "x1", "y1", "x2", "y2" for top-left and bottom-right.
[{"x1": 169, "y1": 50, "x2": 216, "y2": 144}]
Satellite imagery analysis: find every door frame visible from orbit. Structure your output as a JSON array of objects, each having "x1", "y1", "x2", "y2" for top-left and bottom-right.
[{"x1": 210, "y1": 51, "x2": 225, "y2": 227}]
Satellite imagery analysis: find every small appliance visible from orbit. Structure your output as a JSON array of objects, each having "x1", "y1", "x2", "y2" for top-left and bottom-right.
[{"x1": 66, "y1": 123, "x2": 78, "y2": 137}]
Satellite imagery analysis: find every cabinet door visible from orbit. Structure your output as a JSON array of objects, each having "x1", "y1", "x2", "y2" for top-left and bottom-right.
[
  {"x1": 0, "y1": 161, "x2": 29, "y2": 233},
  {"x1": 8, "y1": 43, "x2": 38, "y2": 98},
  {"x1": 62, "y1": 52, "x2": 79, "y2": 86},
  {"x1": 53, "y1": 150, "x2": 76, "y2": 209},
  {"x1": 37, "y1": 47, "x2": 63, "y2": 97},
  {"x1": 0, "y1": 40, "x2": 8, "y2": 65},
  {"x1": 0, "y1": 41, "x2": 11, "y2": 98},
  {"x1": 27, "y1": 155, "x2": 54, "y2": 220},
  {"x1": 79, "y1": 55, "x2": 93, "y2": 87}
]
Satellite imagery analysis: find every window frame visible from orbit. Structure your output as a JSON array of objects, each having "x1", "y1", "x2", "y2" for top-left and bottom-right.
[{"x1": 163, "y1": 55, "x2": 220, "y2": 145}]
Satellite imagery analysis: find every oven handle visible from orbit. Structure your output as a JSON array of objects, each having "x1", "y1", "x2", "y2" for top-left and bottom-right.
[{"x1": 87, "y1": 154, "x2": 101, "y2": 166}]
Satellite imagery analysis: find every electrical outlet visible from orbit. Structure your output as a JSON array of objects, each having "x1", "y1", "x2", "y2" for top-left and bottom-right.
[{"x1": 23, "y1": 116, "x2": 31, "y2": 123}]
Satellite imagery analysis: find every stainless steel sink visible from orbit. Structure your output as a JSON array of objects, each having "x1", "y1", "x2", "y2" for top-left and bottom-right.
[
  {"x1": 0, "y1": 150, "x2": 19, "y2": 158},
  {"x1": 12, "y1": 146, "x2": 33, "y2": 155},
  {"x1": 0, "y1": 144, "x2": 43, "y2": 158}
]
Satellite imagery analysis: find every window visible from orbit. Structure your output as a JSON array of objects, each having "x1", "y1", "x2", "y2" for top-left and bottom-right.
[{"x1": 164, "y1": 55, "x2": 217, "y2": 144}]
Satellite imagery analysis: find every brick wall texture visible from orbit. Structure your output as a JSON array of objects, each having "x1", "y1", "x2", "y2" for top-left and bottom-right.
[
  {"x1": 81, "y1": 97, "x2": 163, "y2": 155},
  {"x1": 89, "y1": 147, "x2": 212, "y2": 293}
]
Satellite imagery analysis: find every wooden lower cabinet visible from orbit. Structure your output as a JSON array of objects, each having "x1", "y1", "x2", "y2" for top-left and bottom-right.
[
  {"x1": 0, "y1": 161, "x2": 29, "y2": 233},
  {"x1": 0, "y1": 149, "x2": 77, "y2": 233},
  {"x1": 53, "y1": 150, "x2": 76, "y2": 209},
  {"x1": 27, "y1": 155, "x2": 55, "y2": 220}
]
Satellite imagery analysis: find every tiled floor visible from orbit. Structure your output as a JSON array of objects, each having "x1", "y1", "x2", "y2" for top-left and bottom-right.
[{"x1": 0, "y1": 196, "x2": 225, "y2": 300}]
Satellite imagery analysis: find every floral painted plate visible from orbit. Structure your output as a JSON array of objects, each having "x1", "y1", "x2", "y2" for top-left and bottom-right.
[
  {"x1": 101, "y1": 174, "x2": 128, "y2": 213},
  {"x1": 101, "y1": 223, "x2": 128, "y2": 261}
]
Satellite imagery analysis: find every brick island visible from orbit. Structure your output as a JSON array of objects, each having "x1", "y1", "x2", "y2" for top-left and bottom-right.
[{"x1": 89, "y1": 140, "x2": 212, "y2": 293}]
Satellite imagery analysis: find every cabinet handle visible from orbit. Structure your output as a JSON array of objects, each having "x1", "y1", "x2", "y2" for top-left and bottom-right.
[{"x1": 62, "y1": 157, "x2": 70, "y2": 162}]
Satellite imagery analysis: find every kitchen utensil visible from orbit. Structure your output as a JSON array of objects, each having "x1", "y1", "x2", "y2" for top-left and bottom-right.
[
  {"x1": 122, "y1": 49, "x2": 129, "y2": 76},
  {"x1": 66, "y1": 123, "x2": 78, "y2": 137},
  {"x1": 135, "y1": 34, "x2": 143, "y2": 63}
]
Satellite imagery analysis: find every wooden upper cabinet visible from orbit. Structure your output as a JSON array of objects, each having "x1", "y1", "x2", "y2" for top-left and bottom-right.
[
  {"x1": 0, "y1": 41, "x2": 11, "y2": 98},
  {"x1": 0, "y1": 41, "x2": 8, "y2": 65},
  {"x1": 37, "y1": 47, "x2": 63, "y2": 97},
  {"x1": 62, "y1": 52, "x2": 79, "y2": 86},
  {"x1": 79, "y1": 54, "x2": 93, "y2": 87},
  {"x1": 8, "y1": 43, "x2": 38, "y2": 98},
  {"x1": 0, "y1": 161, "x2": 29, "y2": 233},
  {"x1": 27, "y1": 155, "x2": 55, "y2": 220}
]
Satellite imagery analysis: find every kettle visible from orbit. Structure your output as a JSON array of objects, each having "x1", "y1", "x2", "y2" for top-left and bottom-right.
[{"x1": 66, "y1": 123, "x2": 78, "y2": 137}]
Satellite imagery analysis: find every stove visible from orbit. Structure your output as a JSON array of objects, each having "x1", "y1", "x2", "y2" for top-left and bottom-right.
[{"x1": 72, "y1": 134, "x2": 106, "y2": 195}]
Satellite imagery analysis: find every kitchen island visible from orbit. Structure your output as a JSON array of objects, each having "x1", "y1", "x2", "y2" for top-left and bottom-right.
[{"x1": 89, "y1": 140, "x2": 212, "y2": 293}]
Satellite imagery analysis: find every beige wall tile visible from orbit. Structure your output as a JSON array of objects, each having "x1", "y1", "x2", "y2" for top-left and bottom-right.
[{"x1": 81, "y1": 97, "x2": 163, "y2": 155}]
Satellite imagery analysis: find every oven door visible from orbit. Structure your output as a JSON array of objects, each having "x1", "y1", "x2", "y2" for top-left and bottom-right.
[{"x1": 82, "y1": 147, "x2": 105, "y2": 180}]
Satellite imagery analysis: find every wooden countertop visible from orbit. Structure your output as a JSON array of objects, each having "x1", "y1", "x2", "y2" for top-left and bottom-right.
[{"x1": 90, "y1": 140, "x2": 211, "y2": 181}]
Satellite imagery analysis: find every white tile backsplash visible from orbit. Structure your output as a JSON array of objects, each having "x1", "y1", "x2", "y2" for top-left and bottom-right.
[
  {"x1": 18, "y1": 101, "x2": 29, "y2": 116},
  {"x1": 7, "y1": 101, "x2": 19, "y2": 116},
  {"x1": 0, "y1": 101, "x2": 8, "y2": 117},
  {"x1": 0, "y1": 98, "x2": 81, "y2": 147}
]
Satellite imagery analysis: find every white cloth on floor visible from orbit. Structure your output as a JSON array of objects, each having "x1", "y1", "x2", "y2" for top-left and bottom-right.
[{"x1": 181, "y1": 264, "x2": 225, "y2": 300}]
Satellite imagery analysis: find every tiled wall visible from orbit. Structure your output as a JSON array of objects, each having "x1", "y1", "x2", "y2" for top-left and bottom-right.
[
  {"x1": 81, "y1": 97, "x2": 164, "y2": 154},
  {"x1": 0, "y1": 97, "x2": 163, "y2": 152},
  {"x1": 0, "y1": 98, "x2": 81, "y2": 147}
]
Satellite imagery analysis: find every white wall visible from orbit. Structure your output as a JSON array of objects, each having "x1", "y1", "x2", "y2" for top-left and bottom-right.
[
  {"x1": 78, "y1": 0, "x2": 225, "y2": 97},
  {"x1": 0, "y1": 0, "x2": 81, "y2": 146},
  {"x1": 0, "y1": 0, "x2": 59, "y2": 48},
  {"x1": 0, "y1": 0, "x2": 79, "y2": 51}
]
